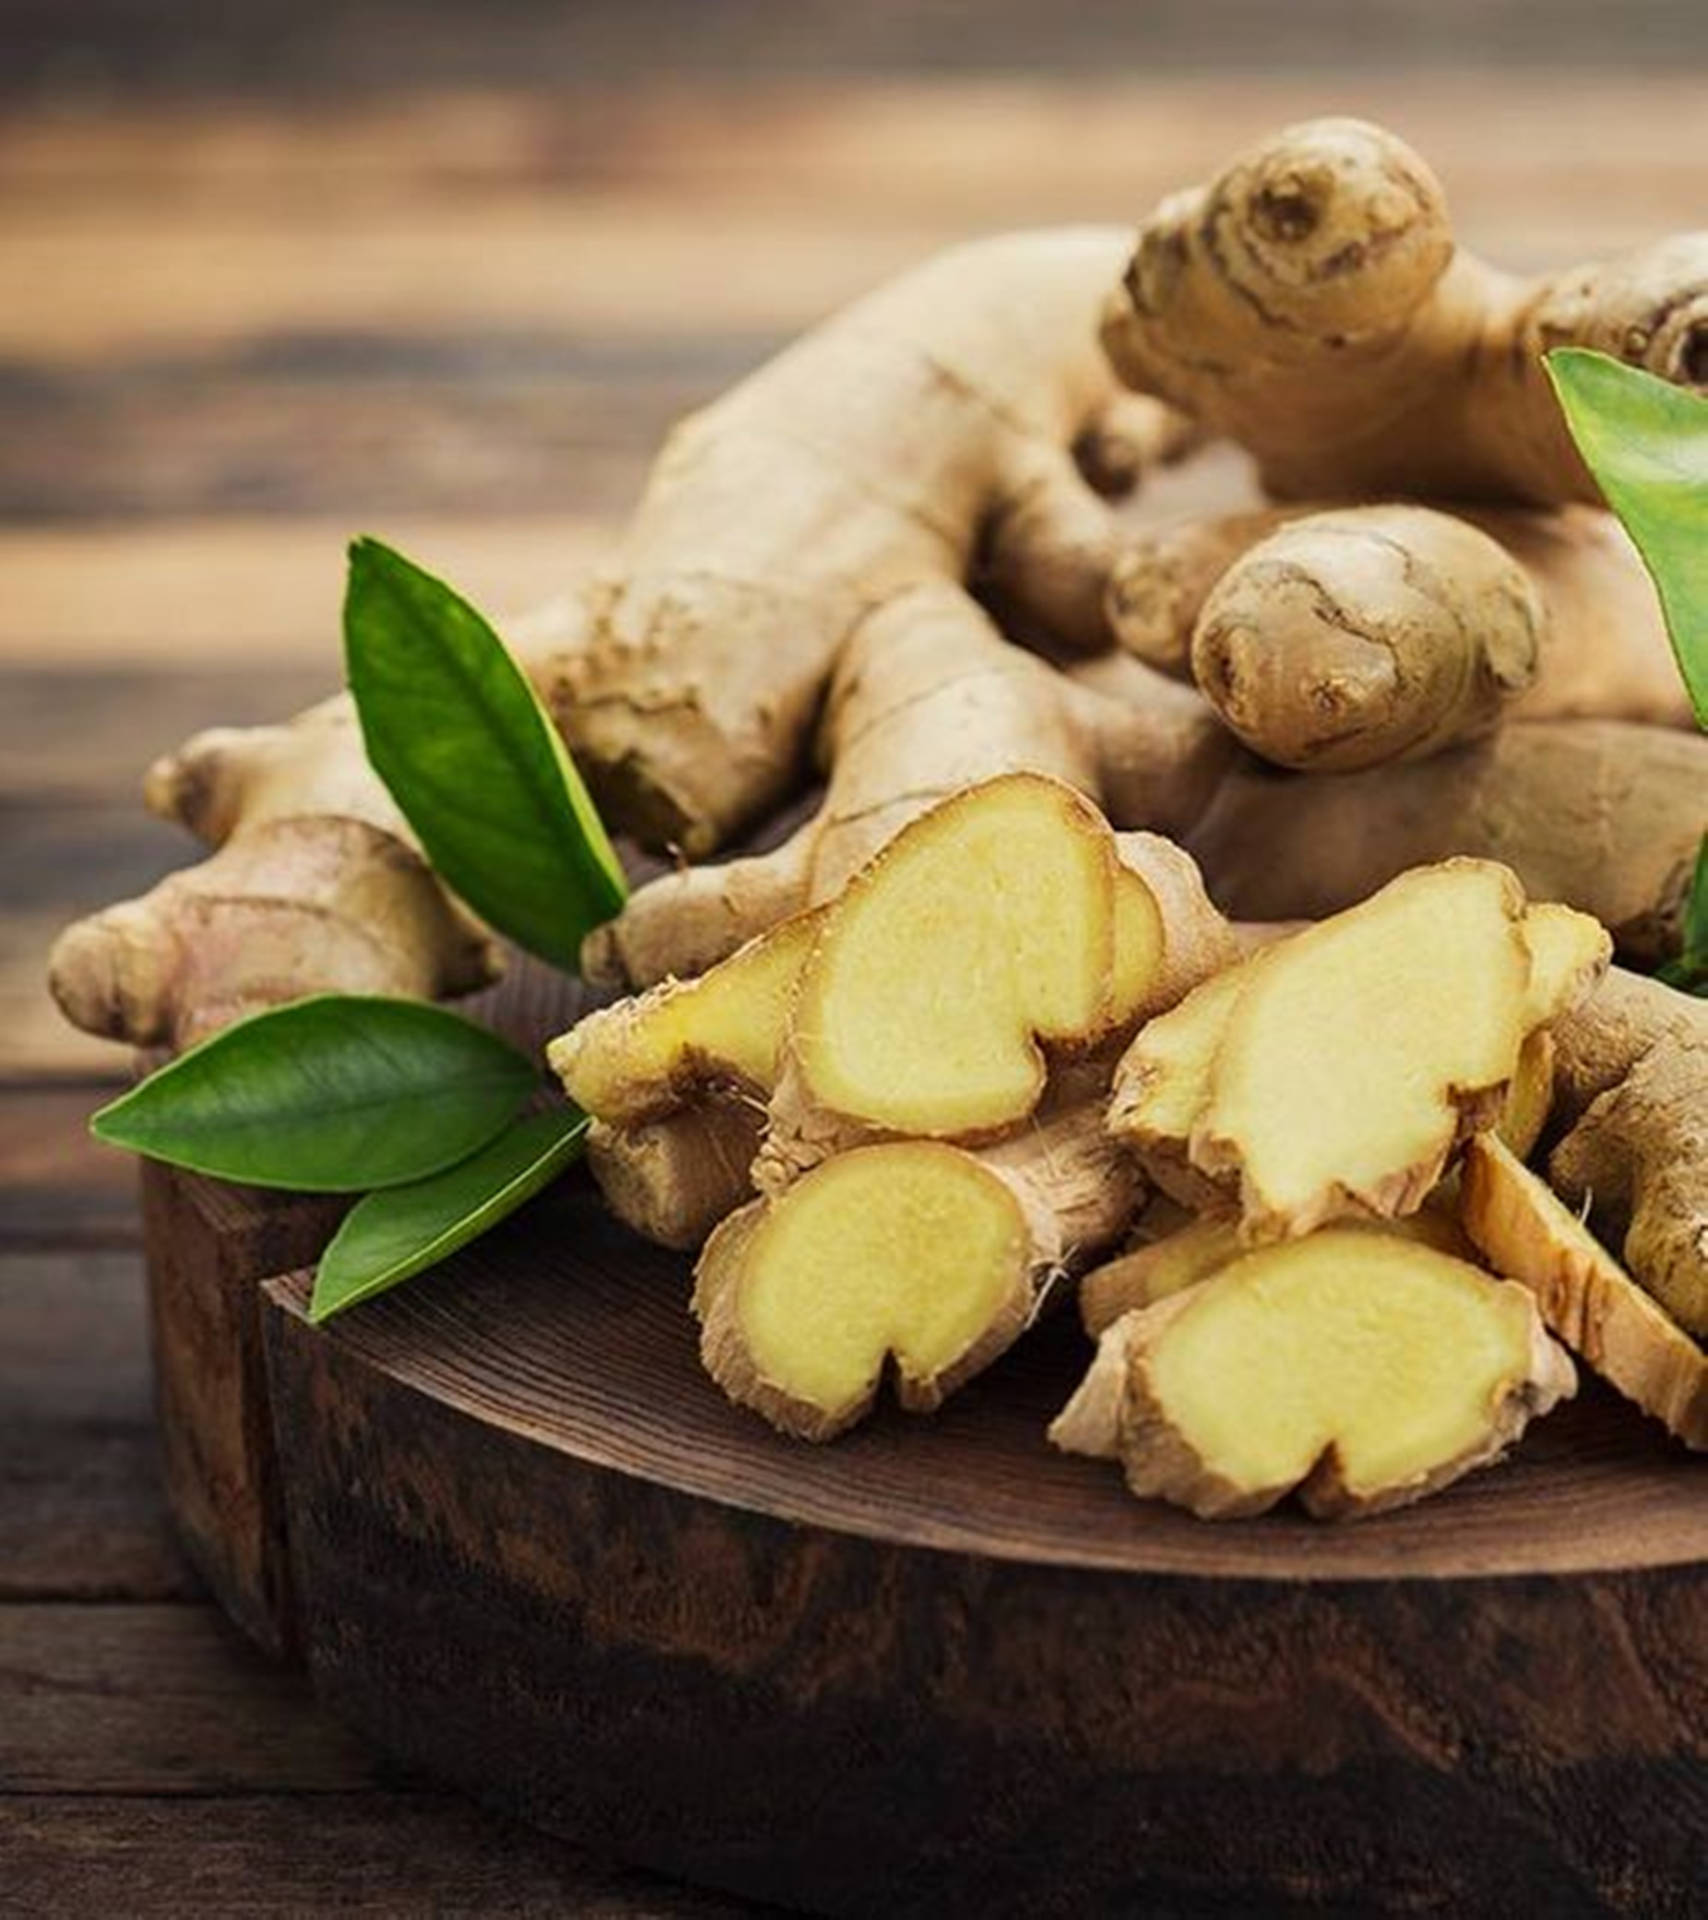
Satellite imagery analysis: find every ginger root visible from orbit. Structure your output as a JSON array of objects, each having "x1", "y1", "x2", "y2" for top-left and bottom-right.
[
  {"x1": 1186, "y1": 506, "x2": 1542, "y2": 772},
  {"x1": 582, "y1": 583, "x2": 1232, "y2": 990},
  {"x1": 50, "y1": 229, "x2": 1194, "y2": 1052},
  {"x1": 757, "y1": 778, "x2": 1236, "y2": 1185},
  {"x1": 1109, "y1": 862, "x2": 1609, "y2": 1238},
  {"x1": 1100, "y1": 116, "x2": 1708, "y2": 505},
  {"x1": 47, "y1": 699, "x2": 498, "y2": 1049},
  {"x1": 1109, "y1": 503, "x2": 1689, "y2": 740},
  {"x1": 696, "y1": 1100, "x2": 1141, "y2": 1441},
  {"x1": 1546, "y1": 969, "x2": 1708, "y2": 1337},
  {"x1": 1183, "y1": 719, "x2": 1707, "y2": 966},
  {"x1": 1053, "y1": 1228, "x2": 1575, "y2": 1519},
  {"x1": 1461, "y1": 1135, "x2": 1706, "y2": 1450},
  {"x1": 548, "y1": 907, "x2": 822, "y2": 1128}
]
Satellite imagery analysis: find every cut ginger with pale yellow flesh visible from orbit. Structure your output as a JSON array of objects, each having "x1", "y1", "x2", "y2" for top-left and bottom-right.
[
  {"x1": 555, "y1": 776, "x2": 1231, "y2": 1156},
  {"x1": 547, "y1": 906, "x2": 822, "y2": 1127},
  {"x1": 696, "y1": 1102, "x2": 1139, "y2": 1441},
  {"x1": 1053, "y1": 1229, "x2": 1576, "y2": 1520},
  {"x1": 1460, "y1": 1134, "x2": 1707, "y2": 1450},
  {"x1": 757, "y1": 774, "x2": 1233, "y2": 1184},
  {"x1": 1108, "y1": 860, "x2": 1610, "y2": 1240},
  {"x1": 1077, "y1": 1205, "x2": 1474, "y2": 1339},
  {"x1": 782, "y1": 775, "x2": 1128, "y2": 1140}
]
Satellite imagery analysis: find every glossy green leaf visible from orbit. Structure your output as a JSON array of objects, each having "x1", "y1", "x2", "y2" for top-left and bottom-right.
[
  {"x1": 344, "y1": 537, "x2": 627, "y2": 970},
  {"x1": 309, "y1": 1105, "x2": 590, "y2": 1322},
  {"x1": 91, "y1": 995, "x2": 536, "y2": 1191},
  {"x1": 1545, "y1": 348, "x2": 1708, "y2": 725}
]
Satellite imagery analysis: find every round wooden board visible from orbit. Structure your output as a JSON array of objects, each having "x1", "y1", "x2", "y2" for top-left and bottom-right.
[{"x1": 257, "y1": 1172, "x2": 1707, "y2": 1918}]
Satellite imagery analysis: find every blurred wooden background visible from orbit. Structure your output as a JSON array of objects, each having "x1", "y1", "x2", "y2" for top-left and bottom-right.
[{"x1": 2, "y1": 4, "x2": 1704, "y2": 1910}]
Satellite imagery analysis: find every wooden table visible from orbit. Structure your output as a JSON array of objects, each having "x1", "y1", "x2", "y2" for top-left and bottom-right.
[{"x1": 4, "y1": 17, "x2": 1704, "y2": 1908}]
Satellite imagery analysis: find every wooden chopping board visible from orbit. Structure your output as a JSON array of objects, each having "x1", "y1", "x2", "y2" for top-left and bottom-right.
[{"x1": 143, "y1": 962, "x2": 1707, "y2": 1917}]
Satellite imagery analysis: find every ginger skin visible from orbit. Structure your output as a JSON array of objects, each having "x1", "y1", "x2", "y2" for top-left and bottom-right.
[
  {"x1": 1100, "y1": 116, "x2": 1708, "y2": 505},
  {"x1": 1053, "y1": 1229, "x2": 1575, "y2": 1520},
  {"x1": 1109, "y1": 502, "x2": 1691, "y2": 739},
  {"x1": 48, "y1": 699, "x2": 497, "y2": 1048},
  {"x1": 1184, "y1": 506, "x2": 1542, "y2": 772},
  {"x1": 1544, "y1": 969, "x2": 1708, "y2": 1338},
  {"x1": 546, "y1": 228, "x2": 1189, "y2": 855},
  {"x1": 1184, "y1": 719, "x2": 1707, "y2": 967}
]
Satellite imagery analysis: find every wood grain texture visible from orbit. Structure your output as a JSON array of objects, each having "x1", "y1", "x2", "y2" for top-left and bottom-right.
[
  {"x1": 0, "y1": 1247, "x2": 189, "y2": 1600},
  {"x1": 0, "y1": 1087, "x2": 139, "y2": 1248},
  {"x1": 0, "y1": 1603, "x2": 379, "y2": 1792},
  {"x1": 0, "y1": 1797, "x2": 764, "y2": 1917},
  {"x1": 252, "y1": 1169, "x2": 1705, "y2": 1915}
]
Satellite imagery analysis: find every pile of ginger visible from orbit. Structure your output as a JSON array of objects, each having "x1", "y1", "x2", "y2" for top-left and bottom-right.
[{"x1": 50, "y1": 118, "x2": 1708, "y2": 1517}]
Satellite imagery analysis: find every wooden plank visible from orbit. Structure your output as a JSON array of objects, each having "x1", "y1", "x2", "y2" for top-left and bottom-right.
[
  {"x1": 0, "y1": 514, "x2": 612, "y2": 666},
  {"x1": 0, "y1": 1086, "x2": 137, "y2": 1248},
  {"x1": 0, "y1": 1603, "x2": 378, "y2": 1791},
  {"x1": 0, "y1": 665, "x2": 333, "y2": 801},
  {"x1": 7, "y1": 75, "x2": 1706, "y2": 224},
  {"x1": 1, "y1": 78, "x2": 1704, "y2": 366},
  {"x1": 0, "y1": 198, "x2": 947, "y2": 360},
  {"x1": 0, "y1": 1797, "x2": 758, "y2": 1916},
  {"x1": 0, "y1": 349, "x2": 726, "y2": 522},
  {"x1": 5, "y1": 9, "x2": 1707, "y2": 103},
  {"x1": 0, "y1": 1249, "x2": 188, "y2": 1599}
]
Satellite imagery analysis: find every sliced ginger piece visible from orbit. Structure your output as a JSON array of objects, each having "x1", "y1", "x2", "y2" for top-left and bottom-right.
[
  {"x1": 548, "y1": 908, "x2": 822, "y2": 1126},
  {"x1": 1498, "y1": 1028, "x2": 1556, "y2": 1162},
  {"x1": 1084, "y1": 1021, "x2": 1546, "y2": 1341},
  {"x1": 1521, "y1": 901, "x2": 1614, "y2": 1028},
  {"x1": 1110, "y1": 861, "x2": 1608, "y2": 1239},
  {"x1": 1080, "y1": 1215, "x2": 1243, "y2": 1337},
  {"x1": 1079, "y1": 1206, "x2": 1474, "y2": 1338},
  {"x1": 1460, "y1": 1134, "x2": 1707, "y2": 1449},
  {"x1": 697, "y1": 1102, "x2": 1141, "y2": 1441},
  {"x1": 783, "y1": 775, "x2": 1121, "y2": 1141},
  {"x1": 1053, "y1": 1228, "x2": 1575, "y2": 1519}
]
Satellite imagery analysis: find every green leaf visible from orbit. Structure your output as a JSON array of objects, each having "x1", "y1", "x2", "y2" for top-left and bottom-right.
[
  {"x1": 344, "y1": 537, "x2": 627, "y2": 970},
  {"x1": 309, "y1": 1105, "x2": 590, "y2": 1322},
  {"x1": 91, "y1": 995, "x2": 537, "y2": 1191},
  {"x1": 1545, "y1": 348, "x2": 1708, "y2": 725}
]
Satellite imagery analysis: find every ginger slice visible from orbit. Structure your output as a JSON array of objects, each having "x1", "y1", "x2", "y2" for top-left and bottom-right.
[
  {"x1": 697, "y1": 1102, "x2": 1141, "y2": 1441},
  {"x1": 1083, "y1": 1029, "x2": 1547, "y2": 1341},
  {"x1": 1079, "y1": 1206, "x2": 1474, "y2": 1338},
  {"x1": 780, "y1": 775, "x2": 1122, "y2": 1142},
  {"x1": 1110, "y1": 861, "x2": 1609, "y2": 1239},
  {"x1": 1053, "y1": 1229, "x2": 1576, "y2": 1519},
  {"x1": 1499, "y1": 1028, "x2": 1556, "y2": 1163},
  {"x1": 1460, "y1": 1134, "x2": 1707, "y2": 1450},
  {"x1": 1520, "y1": 900, "x2": 1613, "y2": 1028},
  {"x1": 548, "y1": 908, "x2": 821, "y2": 1127}
]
